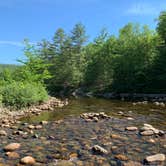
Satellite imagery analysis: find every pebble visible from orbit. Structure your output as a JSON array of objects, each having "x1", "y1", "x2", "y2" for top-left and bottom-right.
[
  {"x1": 125, "y1": 126, "x2": 138, "y2": 131},
  {"x1": 20, "y1": 156, "x2": 36, "y2": 165},
  {"x1": 115, "y1": 154, "x2": 129, "y2": 161},
  {"x1": 123, "y1": 161, "x2": 142, "y2": 166},
  {"x1": 92, "y1": 145, "x2": 108, "y2": 154},
  {"x1": 4, "y1": 143, "x2": 21, "y2": 151},
  {"x1": 140, "y1": 130, "x2": 154, "y2": 136},
  {"x1": 6, "y1": 152, "x2": 20, "y2": 159},
  {"x1": 0, "y1": 130, "x2": 7, "y2": 136}
]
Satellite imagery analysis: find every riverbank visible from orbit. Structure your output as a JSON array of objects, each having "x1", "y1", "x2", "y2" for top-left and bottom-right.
[
  {"x1": 0, "y1": 97, "x2": 68, "y2": 126},
  {"x1": 72, "y1": 88, "x2": 166, "y2": 103}
]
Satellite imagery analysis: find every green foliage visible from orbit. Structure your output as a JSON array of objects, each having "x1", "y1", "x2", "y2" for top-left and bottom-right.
[
  {"x1": 0, "y1": 82, "x2": 48, "y2": 108},
  {"x1": 0, "y1": 64, "x2": 18, "y2": 73},
  {"x1": 2, "y1": 11, "x2": 166, "y2": 99},
  {"x1": 17, "y1": 39, "x2": 52, "y2": 83},
  {"x1": 157, "y1": 11, "x2": 166, "y2": 43}
]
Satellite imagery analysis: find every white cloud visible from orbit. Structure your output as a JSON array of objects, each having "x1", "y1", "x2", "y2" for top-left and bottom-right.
[
  {"x1": 126, "y1": 3, "x2": 158, "y2": 15},
  {"x1": 0, "y1": 41, "x2": 24, "y2": 47},
  {"x1": 0, "y1": 40, "x2": 36, "y2": 47}
]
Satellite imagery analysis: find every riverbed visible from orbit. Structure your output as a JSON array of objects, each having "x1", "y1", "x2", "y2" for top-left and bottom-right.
[{"x1": 0, "y1": 98, "x2": 165, "y2": 165}]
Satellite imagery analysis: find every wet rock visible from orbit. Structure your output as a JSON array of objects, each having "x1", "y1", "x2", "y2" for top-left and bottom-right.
[
  {"x1": 147, "y1": 138, "x2": 155, "y2": 143},
  {"x1": 92, "y1": 145, "x2": 108, "y2": 155},
  {"x1": 110, "y1": 134, "x2": 123, "y2": 139},
  {"x1": 139, "y1": 124, "x2": 164, "y2": 136},
  {"x1": 35, "y1": 125, "x2": 42, "y2": 129},
  {"x1": 115, "y1": 154, "x2": 129, "y2": 161},
  {"x1": 4, "y1": 143, "x2": 21, "y2": 151},
  {"x1": 0, "y1": 130, "x2": 7, "y2": 136},
  {"x1": 125, "y1": 126, "x2": 138, "y2": 131},
  {"x1": 93, "y1": 117, "x2": 99, "y2": 122},
  {"x1": 20, "y1": 156, "x2": 36, "y2": 165},
  {"x1": 80, "y1": 112, "x2": 110, "y2": 122},
  {"x1": 123, "y1": 161, "x2": 142, "y2": 166},
  {"x1": 69, "y1": 153, "x2": 78, "y2": 158},
  {"x1": 154, "y1": 102, "x2": 165, "y2": 107},
  {"x1": 140, "y1": 130, "x2": 154, "y2": 136},
  {"x1": 28, "y1": 125, "x2": 35, "y2": 129},
  {"x1": 40, "y1": 121, "x2": 48, "y2": 125},
  {"x1": 126, "y1": 117, "x2": 134, "y2": 120},
  {"x1": 145, "y1": 154, "x2": 165, "y2": 163},
  {"x1": 56, "y1": 160, "x2": 75, "y2": 166},
  {"x1": 6, "y1": 152, "x2": 20, "y2": 159},
  {"x1": 117, "y1": 111, "x2": 124, "y2": 115}
]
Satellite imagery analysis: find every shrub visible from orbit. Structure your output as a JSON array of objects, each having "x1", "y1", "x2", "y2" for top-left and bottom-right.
[{"x1": 0, "y1": 81, "x2": 48, "y2": 108}]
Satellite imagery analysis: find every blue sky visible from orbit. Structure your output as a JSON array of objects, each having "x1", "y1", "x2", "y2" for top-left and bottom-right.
[{"x1": 0, "y1": 0, "x2": 166, "y2": 64}]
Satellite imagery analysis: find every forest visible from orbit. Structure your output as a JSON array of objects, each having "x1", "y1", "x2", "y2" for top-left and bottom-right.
[{"x1": 0, "y1": 11, "x2": 166, "y2": 108}]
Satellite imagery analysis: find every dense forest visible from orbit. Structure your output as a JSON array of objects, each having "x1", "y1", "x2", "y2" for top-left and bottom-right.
[{"x1": 1, "y1": 11, "x2": 166, "y2": 108}]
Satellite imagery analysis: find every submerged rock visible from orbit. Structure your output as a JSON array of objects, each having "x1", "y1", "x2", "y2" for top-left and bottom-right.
[
  {"x1": 115, "y1": 154, "x2": 129, "y2": 161},
  {"x1": 140, "y1": 130, "x2": 154, "y2": 136},
  {"x1": 4, "y1": 143, "x2": 21, "y2": 151},
  {"x1": 139, "y1": 124, "x2": 165, "y2": 136},
  {"x1": 92, "y1": 145, "x2": 108, "y2": 155},
  {"x1": 0, "y1": 130, "x2": 7, "y2": 136},
  {"x1": 125, "y1": 126, "x2": 138, "y2": 131},
  {"x1": 20, "y1": 156, "x2": 36, "y2": 165},
  {"x1": 6, "y1": 152, "x2": 20, "y2": 159},
  {"x1": 80, "y1": 112, "x2": 111, "y2": 122},
  {"x1": 123, "y1": 161, "x2": 142, "y2": 166}
]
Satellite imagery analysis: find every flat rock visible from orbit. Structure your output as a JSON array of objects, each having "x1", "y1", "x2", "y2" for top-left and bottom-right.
[
  {"x1": 56, "y1": 160, "x2": 75, "y2": 166},
  {"x1": 115, "y1": 154, "x2": 129, "y2": 161},
  {"x1": 145, "y1": 154, "x2": 165, "y2": 163},
  {"x1": 123, "y1": 161, "x2": 142, "y2": 166},
  {"x1": 92, "y1": 145, "x2": 108, "y2": 154},
  {"x1": 140, "y1": 130, "x2": 154, "y2": 136},
  {"x1": 125, "y1": 126, "x2": 138, "y2": 131}
]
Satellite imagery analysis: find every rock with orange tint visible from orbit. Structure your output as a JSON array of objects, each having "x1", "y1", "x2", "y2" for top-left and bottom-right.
[{"x1": 4, "y1": 143, "x2": 21, "y2": 151}]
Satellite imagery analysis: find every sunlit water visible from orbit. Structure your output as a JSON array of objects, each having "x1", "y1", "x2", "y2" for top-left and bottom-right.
[{"x1": 23, "y1": 98, "x2": 166, "y2": 130}]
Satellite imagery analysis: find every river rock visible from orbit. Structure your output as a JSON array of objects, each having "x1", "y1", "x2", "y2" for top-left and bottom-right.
[
  {"x1": 0, "y1": 130, "x2": 7, "y2": 136},
  {"x1": 35, "y1": 125, "x2": 42, "y2": 129},
  {"x1": 115, "y1": 154, "x2": 129, "y2": 161},
  {"x1": 40, "y1": 121, "x2": 48, "y2": 125},
  {"x1": 139, "y1": 124, "x2": 164, "y2": 136},
  {"x1": 125, "y1": 126, "x2": 138, "y2": 131},
  {"x1": 92, "y1": 145, "x2": 108, "y2": 154},
  {"x1": 123, "y1": 161, "x2": 142, "y2": 166},
  {"x1": 140, "y1": 130, "x2": 154, "y2": 136},
  {"x1": 80, "y1": 112, "x2": 110, "y2": 122},
  {"x1": 20, "y1": 156, "x2": 36, "y2": 165},
  {"x1": 4, "y1": 143, "x2": 21, "y2": 151},
  {"x1": 56, "y1": 160, "x2": 75, "y2": 166},
  {"x1": 6, "y1": 152, "x2": 20, "y2": 159},
  {"x1": 28, "y1": 125, "x2": 35, "y2": 129},
  {"x1": 145, "y1": 154, "x2": 165, "y2": 163}
]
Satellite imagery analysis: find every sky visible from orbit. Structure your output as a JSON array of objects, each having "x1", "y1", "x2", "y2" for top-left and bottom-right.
[{"x1": 0, "y1": 0, "x2": 166, "y2": 64}]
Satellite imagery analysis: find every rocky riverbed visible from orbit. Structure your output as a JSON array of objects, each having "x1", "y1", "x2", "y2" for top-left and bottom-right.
[
  {"x1": 0, "y1": 98, "x2": 165, "y2": 165},
  {"x1": 0, "y1": 97, "x2": 68, "y2": 126}
]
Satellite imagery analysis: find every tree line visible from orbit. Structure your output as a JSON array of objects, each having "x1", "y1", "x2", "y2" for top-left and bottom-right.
[
  {"x1": 1, "y1": 11, "x2": 166, "y2": 108},
  {"x1": 30, "y1": 11, "x2": 166, "y2": 94}
]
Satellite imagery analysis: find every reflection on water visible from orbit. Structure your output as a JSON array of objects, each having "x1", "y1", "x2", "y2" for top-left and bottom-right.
[{"x1": 23, "y1": 98, "x2": 166, "y2": 130}]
